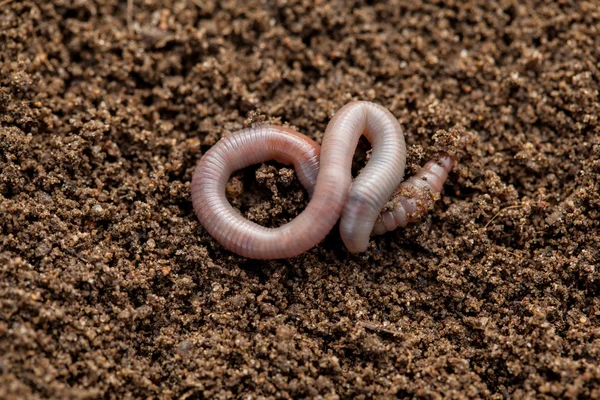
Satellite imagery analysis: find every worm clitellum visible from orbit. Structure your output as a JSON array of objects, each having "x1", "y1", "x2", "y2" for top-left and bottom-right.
[{"x1": 191, "y1": 101, "x2": 458, "y2": 259}]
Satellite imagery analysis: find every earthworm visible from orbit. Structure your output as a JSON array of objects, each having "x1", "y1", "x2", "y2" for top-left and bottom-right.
[{"x1": 191, "y1": 101, "x2": 457, "y2": 259}]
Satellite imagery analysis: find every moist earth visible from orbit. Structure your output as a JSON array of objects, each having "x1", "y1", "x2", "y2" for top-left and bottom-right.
[{"x1": 1, "y1": 0, "x2": 599, "y2": 399}]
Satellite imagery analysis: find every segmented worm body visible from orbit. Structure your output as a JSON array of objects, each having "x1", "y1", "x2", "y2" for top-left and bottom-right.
[
  {"x1": 191, "y1": 101, "x2": 457, "y2": 259},
  {"x1": 371, "y1": 153, "x2": 456, "y2": 236}
]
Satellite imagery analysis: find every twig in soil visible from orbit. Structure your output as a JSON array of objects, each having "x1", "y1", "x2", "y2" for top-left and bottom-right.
[
  {"x1": 483, "y1": 201, "x2": 546, "y2": 230},
  {"x1": 484, "y1": 205, "x2": 526, "y2": 230},
  {"x1": 494, "y1": 244, "x2": 523, "y2": 259},
  {"x1": 0, "y1": 0, "x2": 16, "y2": 8},
  {"x1": 358, "y1": 321, "x2": 403, "y2": 337}
]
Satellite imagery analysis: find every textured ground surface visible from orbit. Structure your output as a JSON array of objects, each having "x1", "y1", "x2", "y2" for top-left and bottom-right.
[{"x1": 1, "y1": 0, "x2": 599, "y2": 398}]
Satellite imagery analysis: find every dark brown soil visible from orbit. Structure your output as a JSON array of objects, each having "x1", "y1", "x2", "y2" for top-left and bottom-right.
[{"x1": 1, "y1": 1, "x2": 599, "y2": 399}]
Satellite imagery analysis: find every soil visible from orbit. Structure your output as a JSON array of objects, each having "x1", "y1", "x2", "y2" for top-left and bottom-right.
[{"x1": 1, "y1": 0, "x2": 599, "y2": 399}]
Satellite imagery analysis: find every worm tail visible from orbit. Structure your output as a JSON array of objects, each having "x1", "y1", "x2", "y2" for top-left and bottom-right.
[{"x1": 372, "y1": 152, "x2": 457, "y2": 236}]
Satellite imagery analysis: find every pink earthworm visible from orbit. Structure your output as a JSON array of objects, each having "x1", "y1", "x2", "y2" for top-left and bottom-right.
[{"x1": 191, "y1": 101, "x2": 456, "y2": 259}]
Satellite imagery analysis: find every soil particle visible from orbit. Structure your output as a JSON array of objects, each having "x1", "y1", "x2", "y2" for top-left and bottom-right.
[{"x1": 1, "y1": 0, "x2": 600, "y2": 399}]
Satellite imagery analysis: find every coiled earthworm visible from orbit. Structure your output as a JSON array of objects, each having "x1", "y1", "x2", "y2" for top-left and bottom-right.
[{"x1": 191, "y1": 101, "x2": 457, "y2": 259}]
